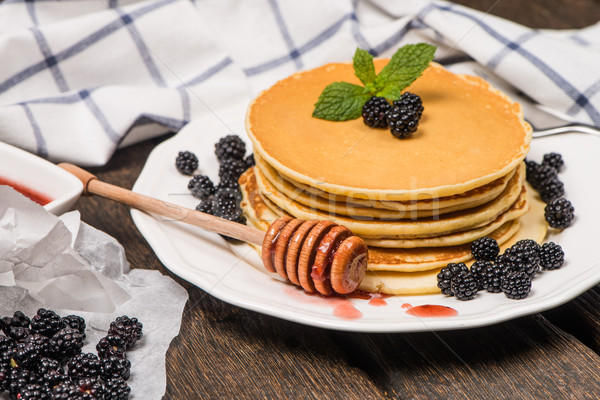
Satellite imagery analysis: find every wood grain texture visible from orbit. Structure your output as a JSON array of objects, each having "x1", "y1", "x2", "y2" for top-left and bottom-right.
[{"x1": 68, "y1": 1, "x2": 600, "y2": 399}]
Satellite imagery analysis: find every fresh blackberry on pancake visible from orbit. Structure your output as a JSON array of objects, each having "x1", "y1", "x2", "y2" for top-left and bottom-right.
[
  {"x1": 501, "y1": 270, "x2": 532, "y2": 299},
  {"x1": 500, "y1": 239, "x2": 541, "y2": 277},
  {"x1": 188, "y1": 175, "x2": 215, "y2": 200},
  {"x1": 470, "y1": 260, "x2": 493, "y2": 290},
  {"x1": 31, "y1": 308, "x2": 65, "y2": 338},
  {"x1": 539, "y1": 242, "x2": 564, "y2": 270},
  {"x1": 437, "y1": 263, "x2": 468, "y2": 296},
  {"x1": 470, "y1": 237, "x2": 500, "y2": 261},
  {"x1": 386, "y1": 106, "x2": 419, "y2": 138},
  {"x1": 104, "y1": 377, "x2": 131, "y2": 400},
  {"x1": 52, "y1": 327, "x2": 84, "y2": 360},
  {"x1": 108, "y1": 316, "x2": 143, "y2": 350},
  {"x1": 451, "y1": 271, "x2": 478, "y2": 300},
  {"x1": 218, "y1": 158, "x2": 246, "y2": 183},
  {"x1": 545, "y1": 198, "x2": 575, "y2": 229},
  {"x1": 61, "y1": 315, "x2": 86, "y2": 340},
  {"x1": 538, "y1": 178, "x2": 564, "y2": 204},
  {"x1": 542, "y1": 152, "x2": 564, "y2": 172},
  {"x1": 244, "y1": 153, "x2": 255, "y2": 169},
  {"x1": 215, "y1": 134, "x2": 246, "y2": 163},
  {"x1": 362, "y1": 96, "x2": 391, "y2": 128},
  {"x1": 483, "y1": 262, "x2": 507, "y2": 293},
  {"x1": 175, "y1": 151, "x2": 198, "y2": 175},
  {"x1": 67, "y1": 352, "x2": 102, "y2": 379},
  {"x1": 393, "y1": 92, "x2": 424, "y2": 117}
]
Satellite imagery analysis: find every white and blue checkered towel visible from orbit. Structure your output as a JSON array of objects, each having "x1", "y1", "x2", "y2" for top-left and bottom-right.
[{"x1": 0, "y1": 0, "x2": 599, "y2": 166}]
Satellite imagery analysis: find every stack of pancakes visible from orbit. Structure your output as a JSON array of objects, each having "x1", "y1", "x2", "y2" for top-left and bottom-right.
[{"x1": 240, "y1": 61, "x2": 545, "y2": 295}]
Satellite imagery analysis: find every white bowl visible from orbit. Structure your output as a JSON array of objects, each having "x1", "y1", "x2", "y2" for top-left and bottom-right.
[{"x1": 0, "y1": 141, "x2": 83, "y2": 215}]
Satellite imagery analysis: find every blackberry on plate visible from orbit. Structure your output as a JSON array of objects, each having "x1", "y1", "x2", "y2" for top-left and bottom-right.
[
  {"x1": 386, "y1": 106, "x2": 420, "y2": 138},
  {"x1": 31, "y1": 308, "x2": 65, "y2": 338},
  {"x1": 101, "y1": 354, "x2": 131, "y2": 380},
  {"x1": 188, "y1": 175, "x2": 215, "y2": 200},
  {"x1": 15, "y1": 383, "x2": 50, "y2": 400},
  {"x1": 52, "y1": 327, "x2": 84, "y2": 360},
  {"x1": 104, "y1": 377, "x2": 131, "y2": 400},
  {"x1": 67, "y1": 352, "x2": 102, "y2": 379},
  {"x1": 470, "y1": 260, "x2": 493, "y2": 290},
  {"x1": 500, "y1": 239, "x2": 541, "y2": 277},
  {"x1": 213, "y1": 188, "x2": 242, "y2": 218},
  {"x1": 75, "y1": 377, "x2": 105, "y2": 399},
  {"x1": 244, "y1": 153, "x2": 255, "y2": 169},
  {"x1": 501, "y1": 270, "x2": 532, "y2": 299},
  {"x1": 451, "y1": 271, "x2": 478, "y2": 300},
  {"x1": 362, "y1": 96, "x2": 391, "y2": 128},
  {"x1": 218, "y1": 158, "x2": 246, "y2": 183},
  {"x1": 483, "y1": 262, "x2": 507, "y2": 293},
  {"x1": 61, "y1": 315, "x2": 86, "y2": 339},
  {"x1": 437, "y1": 263, "x2": 468, "y2": 296},
  {"x1": 175, "y1": 151, "x2": 198, "y2": 176},
  {"x1": 96, "y1": 335, "x2": 127, "y2": 359},
  {"x1": 195, "y1": 198, "x2": 215, "y2": 215},
  {"x1": 545, "y1": 198, "x2": 575, "y2": 229},
  {"x1": 470, "y1": 236, "x2": 500, "y2": 261},
  {"x1": 538, "y1": 178, "x2": 564, "y2": 204},
  {"x1": 215, "y1": 135, "x2": 246, "y2": 163},
  {"x1": 542, "y1": 152, "x2": 564, "y2": 172},
  {"x1": 539, "y1": 242, "x2": 565, "y2": 270},
  {"x1": 528, "y1": 163, "x2": 558, "y2": 191},
  {"x1": 392, "y1": 92, "x2": 424, "y2": 117},
  {"x1": 108, "y1": 316, "x2": 143, "y2": 350},
  {"x1": 525, "y1": 160, "x2": 539, "y2": 185}
]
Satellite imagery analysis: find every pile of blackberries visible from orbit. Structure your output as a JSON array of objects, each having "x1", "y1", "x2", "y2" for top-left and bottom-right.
[
  {"x1": 0, "y1": 309, "x2": 142, "y2": 399},
  {"x1": 361, "y1": 92, "x2": 423, "y2": 138},
  {"x1": 177, "y1": 135, "x2": 254, "y2": 240},
  {"x1": 526, "y1": 152, "x2": 575, "y2": 229},
  {"x1": 437, "y1": 237, "x2": 564, "y2": 301}
]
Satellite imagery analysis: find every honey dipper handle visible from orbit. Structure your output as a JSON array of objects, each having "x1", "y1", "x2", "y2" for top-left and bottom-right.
[{"x1": 58, "y1": 163, "x2": 266, "y2": 246}]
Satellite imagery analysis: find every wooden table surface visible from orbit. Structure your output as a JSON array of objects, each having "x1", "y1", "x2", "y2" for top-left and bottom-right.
[{"x1": 73, "y1": 1, "x2": 600, "y2": 398}]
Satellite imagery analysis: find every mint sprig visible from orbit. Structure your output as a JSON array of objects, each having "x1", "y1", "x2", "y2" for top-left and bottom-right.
[{"x1": 313, "y1": 43, "x2": 436, "y2": 121}]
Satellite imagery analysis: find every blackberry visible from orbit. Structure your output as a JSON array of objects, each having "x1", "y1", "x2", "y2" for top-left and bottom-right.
[
  {"x1": 542, "y1": 152, "x2": 564, "y2": 172},
  {"x1": 6, "y1": 326, "x2": 31, "y2": 341},
  {"x1": 539, "y1": 242, "x2": 565, "y2": 270},
  {"x1": 483, "y1": 262, "x2": 507, "y2": 293},
  {"x1": 51, "y1": 382, "x2": 84, "y2": 399},
  {"x1": 175, "y1": 151, "x2": 198, "y2": 175},
  {"x1": 188, "y1": 175, "x2": 215, "y2": 200},
  {"x1": 101, "y1": 354, "x2": 131, "y2": 380},
  {"x1": 538, "y1": 178, "x2": 564, "y2": 204},
  {"x1": 244, "y1": 153, "x2": 255, "y2": 169},
  {"x1": 7, "y1": 368, "x2": 37, "y2": 397},
  {"x1": 451, "y1": 271, "x2": 478, "y2": 300},
  {"x1": 15, "y1": 383, "x2": 50, "y2": 399},
  {"x1": 0, "y1": 335, "x2": 15, "y2": 358},
  {"x1": 96, "y1": 335, "x2": 127, "y2": 360},
  {"x1": 61, "y1": 315, "x2": 86, "y2": 339},
  {"x1": 437, "y1": 263, "x2": 469, "y2": 296},
  {"x1": 470, "y1": 237, "x2": 500, "y2": 261},
  {"x1": 217, "y1": 175, "x2": 241, "y2": 190},
  {"x1": 501, "y1": 270, "x2": 532, "y2": 299},
  {"x1": 74, "y1": 377, "x2": 105, "y2": 399},
  {"x1": 2, "y1": 312, "x2": 30, "y2": 338},
  {"x1": 525, "y1": 160, "x2": 539, "y2": 185},
  {"x1": 545, "y1": 198, "x2": 575, "y2": 229},
  {"x1": 362, "y1": 96, "x2": 391, "y2": 128},
  {"x1": 104, "y1": 377, "x2": 131, "y2": 400},
  {"x1": 213, "y1": 188, "x2": 242, "y2": 218},
  {"x1": 31, "y1": 309, "x2": 65, "y2": 338},
  {"x1": 13, "y1": 342, "x2": 42, "y2": 369},
  {"x1": 52, "y1": 327, "x2": 84, "y2": 360},
  {"x1": 500, "y1": 239, "x2": 541, "y2": 277},
  {"x1": 21, "y1": 334, "x2": 58, "y2": 359},
  {"x1": 108, "y1": 316, "x2": 143, "y2": 350},
  {"x1": 393, "y1": 92, "x2": 424, "y2": 117},
  {"x1": 215, "y1": 135, "x2": 246, "y2": 162},
  {"x1": 218, "y1": 158, "x2": 246, "y2": 183},
  {"x1": 68, "y1": 352, "x2": 102, "y2": 379},
  {"x1": 37, "y1": 357, "x2": 67, "y2": 389},
  {"x1": 470, "y1": 260, "x2": 493, "y2": 290},
  {"x1": 195, "y1": 198, "x2": 215, "y2": 215},
  {"x1": 386, "y1": 106, "x2": 419, "y2": 138},
  {"x1": 528, "y1": 163, "x2": 558, "y2": 191}
]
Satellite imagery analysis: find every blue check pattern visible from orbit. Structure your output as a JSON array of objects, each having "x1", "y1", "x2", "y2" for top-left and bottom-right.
[{"x1": 0, "y1": 0, "x2": 598, "y2": 165}]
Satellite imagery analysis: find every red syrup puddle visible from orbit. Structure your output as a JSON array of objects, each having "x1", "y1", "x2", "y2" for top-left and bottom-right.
[
  {"x1": 0, "y1": 176, "x2": 52, "y2": 205},
  {"x1": 405, "y1": 304, "x2": 458, "y2": 318}
]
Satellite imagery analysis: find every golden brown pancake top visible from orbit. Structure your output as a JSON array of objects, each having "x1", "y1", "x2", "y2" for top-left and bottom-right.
[{"x1": 247, "y1": 61, "x2": 531, "y2": 198}]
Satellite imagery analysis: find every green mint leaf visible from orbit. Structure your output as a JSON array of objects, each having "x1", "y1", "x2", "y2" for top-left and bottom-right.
[
  {"x1": 375, "y1": 43, "x2": 436, "y2": 101},
  {"x1": 312, "y1": 82, "x2": 372, "y2": 121},
  {"x1": 353, "y1": 48, "x2": 376, "y2": 87}
]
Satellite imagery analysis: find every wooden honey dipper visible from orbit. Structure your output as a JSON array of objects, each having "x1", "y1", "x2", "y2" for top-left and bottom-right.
[{"x1": 59, "y1": 163, "x2": 368, "y2": 296}]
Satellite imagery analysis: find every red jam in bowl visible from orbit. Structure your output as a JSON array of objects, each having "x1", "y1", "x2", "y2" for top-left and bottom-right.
[{"x1": 1, "y1": 176, "x2": 52, "y2": 205}]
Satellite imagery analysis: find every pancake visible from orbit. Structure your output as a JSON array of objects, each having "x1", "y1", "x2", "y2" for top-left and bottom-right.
[
  {"x1": 246, "y1": 61, "x2": 531, "y2": 201},
  {"x1": 255, "y1": 154, "x2": 517, "y2": 216},
  {"x1": 253, "y1": 163, "x2": 526, "y2": 238}
]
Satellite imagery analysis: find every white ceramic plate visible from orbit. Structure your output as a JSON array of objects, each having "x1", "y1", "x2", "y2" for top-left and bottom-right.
[
  {"x1": 0, "y1": 141, "x2": 83, "y2": 215},
  {"x1": 131, "y1": 116, "x2": 600, "y2": 332}
]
